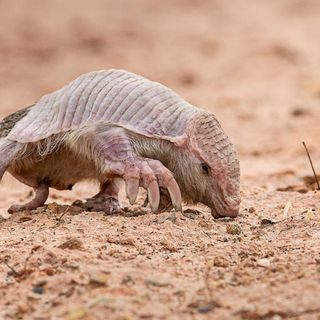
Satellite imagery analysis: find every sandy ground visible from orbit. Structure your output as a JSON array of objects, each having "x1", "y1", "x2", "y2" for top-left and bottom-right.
[{"x1": 1, "y1": 0, "x2": 320, "y2": 319}]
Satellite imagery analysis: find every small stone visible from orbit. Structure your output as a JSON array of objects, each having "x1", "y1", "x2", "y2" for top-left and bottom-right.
[
  {"x1": 257, "y1": 258, "x2": 271, "y2": 268},
  {"x1": 153, "y1": 212, "x2": 176, "y2": 224},
  {"x1": 198, "y1": 219, "x2": 212, "y2": 229},
  {"x1": 304, "y1": 209, "x2": 315, "y2": 222},
  {"x1": 188, "y1": 300, "x2": 221, "y2": 313},
  {"x1": 182, "y1": 209, "x2": 202, "y2": 219},
  {"x1": 67, "y1": 307, "x2": 87, "y2": 320},
  {"x1": 198, "y1": 304, "x2": 215, "y2": 314},
  {"x1": 89, "y1": 272, "x2": 109, "y2": 286},
  {"x1": 32, "y1": 286, "x2": 45, "y2": 295},
  {"x1": 283, "y1": 201, "x2": 292, "y2": 218},
  {"x1": 18, "y1": 216, "x2": 33, "y2": 223},
  {"x1": 72, "y1": 200, "x2": 83, "y2": 206},
  {"x1": 58, "y1": 238, "x2": 83, "y2": 250},
  {"x1": 47, "y1": 202, "x2": 60, "y2": 214},
  {"x1": 248, "y1": 207, "x2": 256, "y2": 213},
  {"x1": 161, "y1": 240, "x2": 178, "y2": 252},
  {"x1": 213, "y1": 256, "x2": 229, "y2": 268},
  {"x1": 260, "y1": 218, "x2": 277, "y2": 226},
  {"x1": 41, "y1": 267, "x2": 55, "y2": 275},
  {"x1": 27, "y1": 292, "x2": 42, "y2": 300},
  {"x1": 226, "y1": 224, "x2": 242, "y2": 235},
  {"x1": 144, "y1": 279, "x2": 171, "y2": 287}
]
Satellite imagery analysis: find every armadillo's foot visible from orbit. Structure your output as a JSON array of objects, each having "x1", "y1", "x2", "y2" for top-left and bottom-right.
[
  {"x1": 83, "y1": 180, "x2": 121, "y2": 214},
  {"x1": 82, "y1": 194, "x2": 121, "y2": 215},
  {"x1": 92, "y1": 180, "x2": 120, "y2": 199},
  {"x1": 7, "y1": 204, "x2": 24, "y2": 213},
  {"x1": 123, "y1": 159, "x2": 182, "y2": 213},
  {"x1": 8, "y1": 183, "x2": 49, "y2": 213}
]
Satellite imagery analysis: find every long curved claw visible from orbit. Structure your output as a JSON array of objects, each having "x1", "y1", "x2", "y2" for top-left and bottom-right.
[
  {"x1": 125, "y1": 178, "x2": 139, "y2": 205},
  {"x1": 147, "y1": 180, "x2": 160, "y2": 213},
  {"x1": 167, "y1": 178, "x2": 182, "y2": 211}
]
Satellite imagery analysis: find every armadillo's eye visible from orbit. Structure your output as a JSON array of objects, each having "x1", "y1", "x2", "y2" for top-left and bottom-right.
[{"x1": 201, "y1": 163, "x2": 210, "y2": 174}]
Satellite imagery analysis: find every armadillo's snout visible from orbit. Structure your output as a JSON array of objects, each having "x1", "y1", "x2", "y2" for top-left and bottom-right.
[
  {"x1": 210, "y1": 197, "x2": 240, "y2": 219},
  {"x1": 211, "y1": 206, "x2": 239, "y2": 219}
]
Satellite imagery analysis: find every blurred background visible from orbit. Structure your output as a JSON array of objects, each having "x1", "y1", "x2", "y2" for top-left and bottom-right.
[
  {"x1": 0, "y1": 0, "x2": 320, "y2": 190},
  {"x1": 1, "y1": 3, "x2": 320, "y2": 317}
]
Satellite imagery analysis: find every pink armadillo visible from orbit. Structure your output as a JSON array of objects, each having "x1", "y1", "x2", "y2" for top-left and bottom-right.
[{"x1": 0, "y1": 69, "x2": 240, "y2": 218}]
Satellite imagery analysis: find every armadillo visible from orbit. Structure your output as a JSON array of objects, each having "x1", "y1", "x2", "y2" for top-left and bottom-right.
[{"x1": 0, "y1": 69, "x2": 240, "y2": 218}]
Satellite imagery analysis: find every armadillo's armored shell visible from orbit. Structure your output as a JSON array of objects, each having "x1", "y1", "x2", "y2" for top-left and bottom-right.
[{"x1": 8, "y1": 70, "x2": 201, "y2": 143}]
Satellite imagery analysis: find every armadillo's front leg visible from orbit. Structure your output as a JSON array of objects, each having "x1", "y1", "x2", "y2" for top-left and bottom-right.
[
  {"x1": 8, "y1": 183, "x2": 49, "y2": 213},
  {"x1": 90, "y1": 127, "x2": 182, "y2": 212},
  {"x1": 93, "y1": 180, "x2": 120, "y2": 199}
]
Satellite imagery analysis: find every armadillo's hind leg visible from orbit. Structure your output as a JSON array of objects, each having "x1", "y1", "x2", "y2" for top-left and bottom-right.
[
  {"x1": 8, "y1": 183, "x2": 49, "y2": 213},
  {"x1": 0, "y1": 139, "x2": 48, "y2": 213},
  {"x1": 83, "y1": 179, "x2": 121, "y2": 214}
]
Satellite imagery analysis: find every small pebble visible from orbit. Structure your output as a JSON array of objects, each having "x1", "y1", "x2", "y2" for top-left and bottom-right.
[
  {"x1": 226, "y1": 224, "x2": 242, "y2": 235},
  {"x1": 32, "y1": 286, "x2": 45, "y2": 295},
  {"x1": 58, "y1": 238, "x2": 83, "y2": 250},
  {"x1": 182, "y1": 209, "x2": 202, "y2": 220},
  {"x1": 260, "y1": 218, "x2": 277, "y2": 226},
  {"x1": 198, "y1": 304, "x2": 215, "y2": 314},
  {"x1": 72, "y1": 200, "x2": 83, "y2": 206},
  {"x1": 18, "y1": 216, "x2": 33, "y2": 223},
  {"x1": 257, "y1": 258, "x2": 271, "y2": 268},
  {"x1": 144, "y1": 279, "x2": 171, "y2": 287},
  {"x1": 89, "y1": 272, "x2": 109, "y2": 286},
  {"x1": 213, "y1": 256, "x2": 229, "y2": 268},
  {"x1": 153, "y1": 212, "x2": 176, "y2": 224},
  {"x1": 67, "y1": 307, "x2": 87, "y2": 320}
]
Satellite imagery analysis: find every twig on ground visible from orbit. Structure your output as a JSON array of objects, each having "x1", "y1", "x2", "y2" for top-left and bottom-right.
[
  {"x1": 4, "y1": 261, "x2": 21, "y2": 277},
  {"x1": 203, "y1": 256, "x2": 214, "y2": 303},
  {"x1": 302, "y1": 141, "x2": 320, "y2": 190}
]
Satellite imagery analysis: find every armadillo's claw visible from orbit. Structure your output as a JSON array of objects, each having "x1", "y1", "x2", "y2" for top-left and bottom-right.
[
  {"x1": 122, "y1": 159, "x2": 181, "y2": 213},
  {"x1": 125, "y1": 178, "x2": 139, "y2": 205},
  {"x1": 147, "y1": 180, "x2": 160, "y2": 213},
  {"x1": 167, "y1": 178, "x2": 182, "y2": 212},
  {"x1": 146, "y1": 160, "x2": 183, "y2": 212}
]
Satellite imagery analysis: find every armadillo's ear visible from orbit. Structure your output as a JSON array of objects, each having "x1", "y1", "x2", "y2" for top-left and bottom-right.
[
  {"x1": 165, "y1": 133, "x2": 189, "y2": 148},
  {"x1": 165, "y1": 130, "x2": 205, "y2": 160}
]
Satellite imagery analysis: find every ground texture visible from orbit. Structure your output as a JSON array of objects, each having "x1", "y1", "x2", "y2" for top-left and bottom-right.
[{"x1": 0, "y1": 1, "x2": 320, "y2": 319}]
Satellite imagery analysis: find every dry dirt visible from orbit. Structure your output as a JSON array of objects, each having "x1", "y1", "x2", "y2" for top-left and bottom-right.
[{"x1": 0, "y1": 1, "x2": 320, "y2": 319}]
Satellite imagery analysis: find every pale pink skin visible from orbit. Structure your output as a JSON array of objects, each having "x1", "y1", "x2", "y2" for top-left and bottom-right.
[{"x1": 0, "y1": 70, "x2": 240, "y2": 217}]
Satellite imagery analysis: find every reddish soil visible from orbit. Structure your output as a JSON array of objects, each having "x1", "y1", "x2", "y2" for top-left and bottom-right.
[{"x1": 0, "y1": 1, "x2": 320, "y2": 319}]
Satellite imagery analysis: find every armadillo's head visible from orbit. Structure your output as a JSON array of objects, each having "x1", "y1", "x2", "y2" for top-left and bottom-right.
[{"x1": 183, "y1": 112, "x2": 240, "y2": 218}]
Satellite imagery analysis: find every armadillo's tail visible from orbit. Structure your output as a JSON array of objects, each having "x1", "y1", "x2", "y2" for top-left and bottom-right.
[{"x1": 0, "y1": 138, "x2": 25, "y2": 182}]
